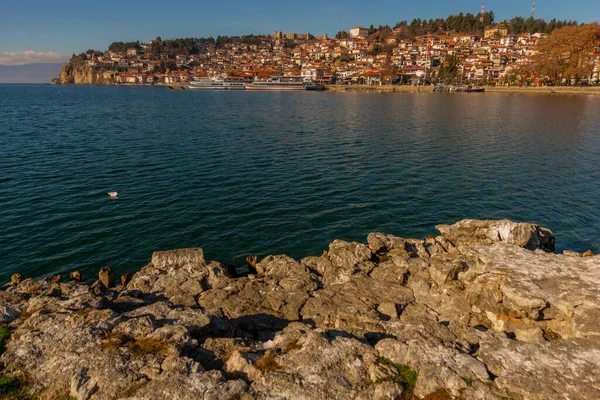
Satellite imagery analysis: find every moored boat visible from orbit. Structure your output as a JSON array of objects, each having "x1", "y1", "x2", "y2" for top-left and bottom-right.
[
  {"x1": 456, "y1": 85, "x2": 485, "y2": 93},
  {"x1": 188, "y1": 78, "x2": 246, "y2": 90},
  {"x1": 246, "y1": 77, "x2": 323, "y2": 91}
]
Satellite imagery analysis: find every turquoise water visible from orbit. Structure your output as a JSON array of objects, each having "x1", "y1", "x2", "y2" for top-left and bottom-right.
[{"x1": 1, "y1": 85, "x2": 599, "y2": 282}]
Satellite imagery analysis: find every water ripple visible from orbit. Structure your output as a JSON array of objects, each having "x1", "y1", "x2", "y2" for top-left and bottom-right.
[{"x1": 0, "y1": 85, "x2": 599, "y2": 281}]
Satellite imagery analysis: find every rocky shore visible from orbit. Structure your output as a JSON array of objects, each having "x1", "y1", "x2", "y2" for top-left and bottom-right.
[
  {"x1": 1, "y1": 219, "x2": 598, "y2": 400},
  {"x1": 53, "y1": 60, "x2": 117, "y2": 85}
]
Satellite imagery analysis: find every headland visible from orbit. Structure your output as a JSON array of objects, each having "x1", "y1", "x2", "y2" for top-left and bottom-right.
[{"x1": 1, "y1": 219, "x2": 598, "y2": 399}]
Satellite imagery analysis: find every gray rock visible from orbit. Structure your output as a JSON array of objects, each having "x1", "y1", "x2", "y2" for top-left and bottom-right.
[
  {"x1": 0, "y1": 306, "x2": 20, "y2": 323},
  {"x1": 436, "y1": 219, "x2": 555, "y2": 251},
  {"x1": 99, "y1": 267, "x2": 115, "y2": 288},
  {"x1": 327, "y1": 239, "x2": 372, "y2": 271},
  {"x1": 1, "y1": 219, "x2": 598, "y2": 400},
  {"x1": 224, "y1": 350, "x2": 262, "y2": 381},
  {"x1": 151, "y1": 248, "x2": 206, "y2": 269},
  {"x1": 70, "y1": 369, "x2": 98, "y2": 400}
]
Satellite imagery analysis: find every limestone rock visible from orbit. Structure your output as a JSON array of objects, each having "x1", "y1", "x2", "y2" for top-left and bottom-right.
[
  {"x1": 151, "y1": 248, "x2": 206, "y2": 269},
  {"x1": 99, "y1": 267, "x2": 115, "y2": 288},
  {"x1": 224, "y1": 350, "x2": 263, "y2": 381},
  {"x1": 11, "y1": 273, "x2": 23, "y2": 286},
  {"x1": 121, "y1": 272, "x2": 132, "y2": 286},
  {"x1": 367, "y1": 232, "x2": 407, "y2": 256},
  {"x1": 327, "y1": 239, "x2": 372, "y2": 270},
  {"x1": 248, "y1": 323, "x2": 378, "y2": 399},
  {"x1": 70, "y1": 369, "x2": 98, "y2": 400},
  {"x1": 0, "y1": 306, "x2": 20, "y2": 323},
  {"x1": 436, "y1": 219, "x2": 555, "y2": 251},
  {"x1": 70, "y1": 270, "x2": 85, "y2": 282},
  {"x1": 245, "y1": 255, "x2": 259, "y2": 272},
  {"x1": 477, "y1": 336, "x2": 600, "y2": 399},
  {"x1": 1, "y1": 219, "x2": 598, "y2": 400}
]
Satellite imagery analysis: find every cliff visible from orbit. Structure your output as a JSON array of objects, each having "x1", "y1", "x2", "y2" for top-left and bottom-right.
[
  {"x1": 1, "y1": 219, "x2": 598, "y2": 400},
  {"x1": 53, "y1": 59, "x2": 116, "y2": 85}
]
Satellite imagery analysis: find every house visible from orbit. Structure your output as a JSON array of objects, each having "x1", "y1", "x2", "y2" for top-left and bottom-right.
[
  {"x1": 126, "y1": 48, "x2": 138, "y2": 57},
  {"x1": 350, "y1": 26, "x2": 369, "y2": 38},
  {"x1": 360, "y1": 70, "x2": 381, "y2": 85},
  {"x1": 484, "y1": 25, "x2": 508, "y2": 38},
  {"x1": 301, "y1": 67, "x2": 323, "y2": 81},
  {"x1": 176, "y1": 54, "x2": 188, "y2": 66}
]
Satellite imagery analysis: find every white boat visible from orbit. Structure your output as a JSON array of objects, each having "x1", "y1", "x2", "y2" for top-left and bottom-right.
[
  {"x1": 108, "y1": 192, "x2": 119, "y2": 198},
  {"x1": 246, "y1": 77, "x2": 323, "y2": 91},
  {"x1": 188, "y1": 78, "x2": 246, "y2": 90}
]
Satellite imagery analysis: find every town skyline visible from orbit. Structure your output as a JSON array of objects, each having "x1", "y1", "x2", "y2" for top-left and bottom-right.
[
  {"x1": 1, "y1": 0, "x2": 599, "y2": 65},
  {"x1": 53, "y1": 17, "x2": 599, "y2": 89}
]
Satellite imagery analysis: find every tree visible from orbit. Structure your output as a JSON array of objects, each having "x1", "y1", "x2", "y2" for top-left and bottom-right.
[
  {"x1": 394, "y1": 20, "x2": 408, "y2": 29},
  {"x1": 370, "y1": 45, "x2": 382, "y2": 57},
  {"x1": 335, "y1": 31, "x2": 349, "y2": 39},
  {"x1": 108, "y1": 41, "x2": 141, "y2": 52},
  {"x1": 380, "y1": 63, "x2": 396, "y2": 84},
  {"x1": 532, "y1": 23, "x2": 600, "y2": 83}
]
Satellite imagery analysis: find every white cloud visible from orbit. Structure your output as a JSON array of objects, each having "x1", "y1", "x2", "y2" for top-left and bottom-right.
[{"x1": 0, "y1": 50, "x2": 69, "y2": 66}]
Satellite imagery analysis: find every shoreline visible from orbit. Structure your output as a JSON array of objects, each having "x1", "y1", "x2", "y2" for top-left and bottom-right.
[
  {"x1": 485, "y1": 86, "x2": 600, "y2": 95},
  {"x1": 36, "y1": 82, "x2": 600, "y2": 95},
  {"x1": 325, "y1": 84, "x2": 600, "y2": 95},
  {"x1": 1, "y1": 219, "x2": 599, "y2": 399}
]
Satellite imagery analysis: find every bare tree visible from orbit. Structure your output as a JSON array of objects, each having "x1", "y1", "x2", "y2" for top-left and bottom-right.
[{"x1": 380, "y1": 63, "x2": 397, "y2": 85}]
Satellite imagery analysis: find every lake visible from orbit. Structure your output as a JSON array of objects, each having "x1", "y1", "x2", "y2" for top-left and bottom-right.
[{"x1": 1, "y1": 84, "x2": 599, "y2": 282}]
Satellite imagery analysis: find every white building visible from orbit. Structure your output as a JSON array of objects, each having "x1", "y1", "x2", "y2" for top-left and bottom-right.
[{"x1": 349, "y1": 26, "x2": 368, "y2": 38}]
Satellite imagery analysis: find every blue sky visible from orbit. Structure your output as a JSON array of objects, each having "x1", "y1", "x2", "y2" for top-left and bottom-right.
[{"x1": 1, "y1": 0, "x2": 598, "y2": 64}]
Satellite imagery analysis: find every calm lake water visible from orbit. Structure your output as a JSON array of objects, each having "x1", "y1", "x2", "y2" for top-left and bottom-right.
[{"x1": 1, "y1": 85, "x2": 599, "y2": 282}]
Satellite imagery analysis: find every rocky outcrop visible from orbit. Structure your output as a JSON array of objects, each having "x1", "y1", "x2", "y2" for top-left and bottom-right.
[
  {"x1": 54, "y1": 59, "x2": 116, "y2": 84},
  {"x1": 1, "y1": 219, "x2": 598, "y2": 400}
]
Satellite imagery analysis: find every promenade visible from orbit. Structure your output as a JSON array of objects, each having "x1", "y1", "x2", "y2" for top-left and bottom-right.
[{"x1": 325, "y1": 84, "x2": 600, "y2": 95}]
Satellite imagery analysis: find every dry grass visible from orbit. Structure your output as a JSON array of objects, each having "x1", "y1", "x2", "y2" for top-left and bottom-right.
[
  {"x1": 255, "y1": 353, "x2": 281, "y2": 373},
  {"x1": 543, "y1": 329, "x2": 562, "y2": 341},
  {"x1": 75, "y1": 307, "x2": 98, "y2": 316},
  {"x1": 126, "y1": 338, "x2": 170, "y2": 357},
  {"x1": 100, "y1": 331, "x2": 130, "y2": 350},
  {"x1": 282, "y1": 339, "x2": 302, "y2": 353},
  {"x1": 422, "y1": 389, "x2": 453, "y2": 400},
  {"x1": 100, "y1": 331, "x2": 169, "y2": 357},
  {"x1": 221, "y1": 350, "x2": 236, "y2": 364},
  {"x1": 18, "y1": 307, "x2": 45, "y2": 321}
]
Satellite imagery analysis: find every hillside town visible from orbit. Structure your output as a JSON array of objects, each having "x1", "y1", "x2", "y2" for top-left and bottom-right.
[{"x1": 71, "y1": 23, "x2": 600, "y2": 87}]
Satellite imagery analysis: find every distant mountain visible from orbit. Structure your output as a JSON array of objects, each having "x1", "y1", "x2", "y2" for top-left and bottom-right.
[{"x1": 0, "y1": 63, "x2": 64, "y2": 83}]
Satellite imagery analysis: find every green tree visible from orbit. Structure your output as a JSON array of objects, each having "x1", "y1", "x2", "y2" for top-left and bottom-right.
[
  {"x1": 108, "y1": 41, "x2": 141, "y2": 52},
  {"x1": 335, "y1": 31, "x2": 349, "y2": 39}
]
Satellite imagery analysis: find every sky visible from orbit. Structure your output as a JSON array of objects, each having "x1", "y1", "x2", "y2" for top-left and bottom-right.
[{"x1": 1, "y1": 0, "x2": 598, "y2": 65}]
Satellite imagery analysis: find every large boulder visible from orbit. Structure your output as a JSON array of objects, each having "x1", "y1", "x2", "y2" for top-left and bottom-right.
[
  {"x1": 128, "y1": 248, "x2": 232, "y2": 305},
  {"x1": 436, "y1": 219, "x2": 555, "y2": 251}
]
